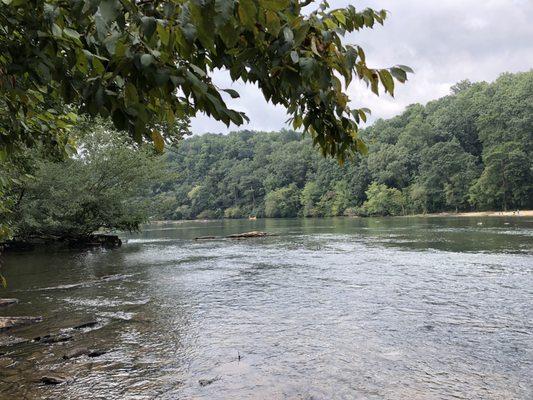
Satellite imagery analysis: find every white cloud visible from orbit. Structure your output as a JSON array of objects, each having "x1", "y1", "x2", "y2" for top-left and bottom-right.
[{"x1": 190, "y1": 0, "x2": 533, "y2": 134}]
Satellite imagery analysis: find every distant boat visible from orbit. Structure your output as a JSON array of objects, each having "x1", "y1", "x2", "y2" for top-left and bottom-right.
[{"x1": 248, "y1": 216, "x2": 257, "y2": 220}]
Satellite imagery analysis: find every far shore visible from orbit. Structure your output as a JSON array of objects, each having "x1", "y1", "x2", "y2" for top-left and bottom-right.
[
  {"x1": 147, "y1": 210, "x2": 533, "y2": 224},
  {"x1": 406, "y1": 210, "x2": 533, "y2": 218}
]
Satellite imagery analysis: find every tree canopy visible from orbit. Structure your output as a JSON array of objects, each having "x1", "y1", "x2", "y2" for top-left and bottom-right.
[
  {"x1": 4, "y1": 119, "x2": 170, "y2": 240},
  {"x1": 0, "y1": 0, "x2": 412, "y2": 161},
  {"x1": 148, "y1": 71, "x2": 532, "y2": 219}
]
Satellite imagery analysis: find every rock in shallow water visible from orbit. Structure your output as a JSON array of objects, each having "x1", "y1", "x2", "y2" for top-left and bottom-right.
[
  {"x1": 0, "y1": 316, "x2": 42, "y2": 332},
  {"x1": 62, "y1": 347, "x2": 89, "y2": 360},
  {"x1": 40, "y1": 374, "x2": 69, "y2": 385},
  {"x1": 72, "y1": 320, "x2": 98, "y2": 330},
  {"x1": 62, "y1": 348, "x2": 107, "y2": 360},
  {"x1": 88, "y1": 349, "x2": 107, "y2": 358},
  {"x1": 34, "y1": 334, "x2": 73, "y2": 344},
  {"x1": 199, "y1": 376, "x2": 220, "y2": 386}
]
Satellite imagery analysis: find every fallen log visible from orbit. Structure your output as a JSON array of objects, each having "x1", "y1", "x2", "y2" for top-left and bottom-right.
[{"x1": 226, "y1": 231, "x2": 270, "y2": 239}]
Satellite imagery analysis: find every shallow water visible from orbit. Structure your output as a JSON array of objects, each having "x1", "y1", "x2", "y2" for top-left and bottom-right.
[{"x1": 1, "y1": 217, "x2": 532, "y2": 399}]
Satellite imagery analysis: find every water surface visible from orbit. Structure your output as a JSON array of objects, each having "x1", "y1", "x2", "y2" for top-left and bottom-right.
[{"x1": 1, "y1": 217, "x2": 532, "y2": 399}]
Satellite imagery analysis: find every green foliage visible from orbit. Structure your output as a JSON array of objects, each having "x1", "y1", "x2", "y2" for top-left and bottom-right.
[
  {"x1": 417, "y1": 140, "x2": 479, "y2": 211},
  {"x1": 7, "y1": 120, "x2": 169, "y2": 239},
  {"x1": 468, "y1": 142, "x2": 531, "y2": 210},
  {"x1": 359, "y1": 182, "x2": 405, "y2": 216},
  {"x1": 0, "y1": 0, "x2": 411, "y2": 162},
  {"x1": 149, "y1": 71, "x2": 532, "y2": 219},
  {"x1": 300, "y1": 181, "x2": 322, "y2": 217},
  {"x1": 264, "y1": 184, "x2": 300, "y2": 217}
]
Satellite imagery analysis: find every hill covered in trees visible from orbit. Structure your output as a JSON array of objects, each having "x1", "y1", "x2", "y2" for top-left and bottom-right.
[{"x1": 154, "y1": 71, "x2": 532, "y2": 219}]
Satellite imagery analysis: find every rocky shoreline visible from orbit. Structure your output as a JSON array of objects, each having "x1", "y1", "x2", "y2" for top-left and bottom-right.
[{"x1": 1, "y1": 234, "x2": 122, "y2": 252}]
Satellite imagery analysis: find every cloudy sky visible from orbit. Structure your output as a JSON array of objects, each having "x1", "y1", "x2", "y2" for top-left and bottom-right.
[{"x1": 190, "y1": 0, "x2": 533, "y2": 134}]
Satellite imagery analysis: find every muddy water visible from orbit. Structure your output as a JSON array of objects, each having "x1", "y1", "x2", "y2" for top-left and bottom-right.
[{"x1": 1, "y1": 217, "x2": 532, "y2": 399}]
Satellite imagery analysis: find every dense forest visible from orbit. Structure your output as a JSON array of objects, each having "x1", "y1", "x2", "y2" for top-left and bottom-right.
[{"x1": 153, "y1": 71, "x2": 532, "y2": 219}]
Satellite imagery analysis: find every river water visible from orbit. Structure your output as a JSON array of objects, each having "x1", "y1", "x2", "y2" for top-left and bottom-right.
[{"x1": 1, "y1": 217, "x2": 532, "y2": 399}]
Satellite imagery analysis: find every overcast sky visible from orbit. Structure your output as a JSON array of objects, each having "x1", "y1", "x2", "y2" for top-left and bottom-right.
[{"x1": 190, "y1": 0, "x2": 533, "y2": 134}]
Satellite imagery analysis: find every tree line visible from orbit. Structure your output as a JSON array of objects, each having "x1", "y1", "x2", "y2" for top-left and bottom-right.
[
  {"x1": 2, "y1": 71, "x2": 531, "y2": 242},
  {"x1": 1, "y1": 0, "x2": 411, "y2": 240},
  {"x1": 153, "y1": 71, "x2": 532, "y2": 219}
]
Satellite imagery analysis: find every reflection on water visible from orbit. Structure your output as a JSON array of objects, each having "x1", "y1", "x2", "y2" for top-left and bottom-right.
[{"x1": 1, "y1": 217, "x2": 532, "y2": 399}]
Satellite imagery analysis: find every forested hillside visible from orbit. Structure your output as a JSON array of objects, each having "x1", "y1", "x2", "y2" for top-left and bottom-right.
[{"x1": 154, "y1": 71, "x2": 532, "y2": 219}]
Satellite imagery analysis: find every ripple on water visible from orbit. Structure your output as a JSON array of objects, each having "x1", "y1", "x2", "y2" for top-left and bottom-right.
[{"x1": 1, "y1": 219, "x2": 532, "y2": 399}]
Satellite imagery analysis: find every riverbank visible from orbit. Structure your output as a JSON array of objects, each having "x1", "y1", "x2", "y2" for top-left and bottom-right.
[
  {"x1": 0, "y1": 234, "x2": 122, "y2": 253},
  {"x1": 148, "y1": 210, "x2": 533, "y2": 224},
  {"x1": 409, "y1": 210, "x2": 533, "y2": 218}
]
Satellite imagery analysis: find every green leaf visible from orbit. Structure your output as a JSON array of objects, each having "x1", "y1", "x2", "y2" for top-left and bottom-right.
[
  {"x1": 259, "y1": 0, "x2": 289, "y2": 11},
  {"x1": 332, "y1": 10, "x2": 346, "y2": 25},
  {"x1": 310, "y1": 37, "x2": 320, "y2": 56},
  {"x1": 92, "y1": 57, "x2": 105, "y2": 74},
  {"x1": 324, "y1": 18, "x2": 337, "y2": 30},
  {"x1": 157, "y1": 24, "x2": 170, "y2": 46},
  {"x1": 189, "y1": 1, "x2": 215, "y2": 51},
  {"x1": 390, "y1": 67, "x2": 407, "y2": 83},
  {"x1": 75, "y1": 50, "x2": 89, "y2": 73},
  {"x1": 140, "y1": 54, "x2": 154, "y2": 68},
  {"x1": 290, "y1": 50, "x2": 299, "y2": 63},
  {"x1": 397, "y1": 64, "x2": 414, "y2": 73},
  {"x1": 265, "y1": 10, "x2": 281, "y2": 36},
  {"x1": 214, "y1": 0, "x2": 234, "y2": 27},
  {"x1": 51, "y1": 23, "x2": 62, "y2": 38},
  {"x1": 151, "y1": 130, "x2": 165, "y2": 153},
  {"x1": 98, "y1": 0, "x2": 120, "y2": 24},
  {"x1": 124, "y1": 82, "x2": 139, "y2": 107},
  {"x1": 238, "y1": 0, "x2": 257, "y2": 29},
  {"x1": 141, "y1": 16, "x2": 157, "y2": 39},
  {"x1": 283, "y1": 26, "x2": 294, "y2": 44},
  {"x1": 222, "y1": 89, "x2": 240, "y2": 98},
  {"x1": 378, "y1": 69, "x2": 394, "y2": 96},
  {"x1": 63, "y1": 28, "x2": 80, "y2": 40}
]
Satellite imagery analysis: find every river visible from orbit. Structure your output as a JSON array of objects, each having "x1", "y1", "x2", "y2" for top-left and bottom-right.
[{"x1": 1, "y1": 217, "x2": 532, "y2": 399}]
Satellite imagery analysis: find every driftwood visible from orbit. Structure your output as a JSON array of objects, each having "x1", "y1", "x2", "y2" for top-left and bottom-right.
[
  {"x1": 226, "y1": 231, "x2": 269, "y2": 239},
  {"x1": 195, "y1": 231, "x2": 272, "y2": 240},
  {"x1": 194, "y1": 236, "x2": 217, "y2": 240}
]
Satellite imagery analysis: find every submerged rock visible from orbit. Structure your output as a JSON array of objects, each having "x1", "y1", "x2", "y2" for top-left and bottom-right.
[
  {"x1": 88, "y1": 349, "x2": 107, "y2": 358},
  {"x1": 62, "y1": 347, "x2": 90, "y2": 360},
  {"x1": 34, "y1": 334, "x2": 73, "y2": 344},
  {"x1": 0, "y1": 298, "x2": 19, "y2": 308},
  {"x1": 62, "y1": 347, "x2": 107, "y2": 360},
  {"x1": 0, "y1": 316, "x2": 43, "y2": 332},
  {"x1": 199, "y1": 376, "x2": 221, "y2": 387}
]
